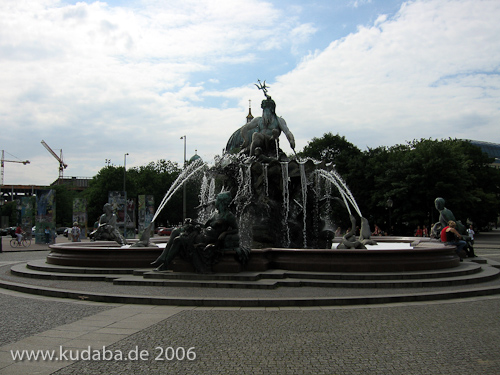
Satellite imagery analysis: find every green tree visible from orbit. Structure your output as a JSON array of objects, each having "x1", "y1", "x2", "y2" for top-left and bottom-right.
[
  {"x1": 298, "y1": 132, "x2": 367, "y2": 230},
  {"x1": 83, "y1": 159, "x2": 201, "y2": 229},
  {"x1": 128, "y1": 160, "x2": 185, "y2": 226},
  {"x1": 362, "y1": 139, "x2": 500, "y2": 233},
  {"x1": 1, "y1": 200, "x2": 18, "y2": 226},
  {"x1": 52, "y1": 185, "x2": 80, "y2": 227},
  {"x1": 84, "y1": 166, "x2": 127, "y2": 224},
  {"x1": 451, "y1": 140, "x2": 500, "y2": 229},
  {"x1": 298, "y1": 132, "x2": 362, "y2": 172},
  {"x1": 298, "y1": 135, "x2": 500, "y2": 235}
]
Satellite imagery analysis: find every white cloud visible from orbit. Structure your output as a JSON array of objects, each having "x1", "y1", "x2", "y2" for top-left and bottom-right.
[
  {"x1": 272, "y1": 0, "x2": 500, "y2": 150},
  {"x1": 349, "y1": 0, "x2": 372, "y2": 8},
  {"x1": 290, "y1": 23, "x2": 317, "y2": 55},
  {"x1": 1, "y1": 0, "x2": 499, "y2": 187},
  {"x1": 0, "y1": 0, "x2": 308, "y2": 184}
]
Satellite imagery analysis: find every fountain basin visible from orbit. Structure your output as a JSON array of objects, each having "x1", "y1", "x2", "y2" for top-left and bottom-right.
[
  {"x1": 46, "y1": 241, "x2": 162, "y2": 268},
  {"x1": 46, "y1": 237, "x2": 460, "y2": 272},
  {"x1": 266, "y1": 246, "x2": 459, "y2": 273}
]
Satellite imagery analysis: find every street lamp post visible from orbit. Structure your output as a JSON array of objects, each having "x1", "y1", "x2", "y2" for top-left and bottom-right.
[
  {"x1": 180, "y1": 136, "x2": 187, "y2": 221},
  {"x1": 0, "y1": 198, "x2": 3, "y2": 253},
  {"x1": 386, "y1": 197, "x2": 393, "y2": 235},
  {"x1": 124, "y1": 153, "x2": 129, "y2": 238}
]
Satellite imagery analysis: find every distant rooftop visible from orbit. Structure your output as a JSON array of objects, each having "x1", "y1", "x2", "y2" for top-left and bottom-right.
[
  {"x1": 466, "y1": 140, "x2": 500, "y2": 166},
  {"x1": 50, "y1": 176, "x2": 91, "y2": 189}
]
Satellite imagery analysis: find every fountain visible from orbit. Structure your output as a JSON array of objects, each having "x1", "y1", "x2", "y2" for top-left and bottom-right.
[{"x1": 46, "y1": 82, "x2": 460, "y2": 273}]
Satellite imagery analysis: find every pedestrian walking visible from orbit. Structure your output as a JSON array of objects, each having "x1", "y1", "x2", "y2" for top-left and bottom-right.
[{"x1": 71, "y1": 222, "x2": 81, "y2": 242}]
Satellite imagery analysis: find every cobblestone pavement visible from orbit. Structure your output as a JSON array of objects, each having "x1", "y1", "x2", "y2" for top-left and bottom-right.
[
  {"x1": 48, "y1": 298, "x2": 500, "y2": 375},
  {"x1": 0, "y1": 293, "x2": 112, "y2": 347},
  {"x1": 0, "y1": 231, "x2": 499, "y2": 374}
]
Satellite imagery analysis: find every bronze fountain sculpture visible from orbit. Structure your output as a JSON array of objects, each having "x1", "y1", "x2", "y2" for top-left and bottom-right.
[{"x1": 46, "y1": 81, "x2": 461, "y2": 274}]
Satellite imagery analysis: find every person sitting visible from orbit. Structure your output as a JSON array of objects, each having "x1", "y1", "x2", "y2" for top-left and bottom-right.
[
  {"x1": 415, "y1": 225, "x2": 423, "y2": 237},
  {"x1": 422, "y1": 225, "x2": 429, "y2": 237},
  {"x1": 441, "y1": 220, "x2": 467, "y2": 260},
  {"x1": 433, "y1": 197, "x2": 475, "y2": 256},
  {"x1": 372, "y1": 224, "x2": 382, "y2": 236}
]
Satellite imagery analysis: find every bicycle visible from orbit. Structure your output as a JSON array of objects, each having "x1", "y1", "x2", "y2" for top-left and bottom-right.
[{"x1": 10, "y1": 232, "x2": 32, "y2": 248}]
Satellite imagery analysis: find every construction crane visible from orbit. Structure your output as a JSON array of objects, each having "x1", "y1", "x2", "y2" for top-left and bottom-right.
[
  {"x1": 1, "y1": 150, "x2": 30, "y2": 186},
  {"x1": 41, "y1": 140, "x2": 68, "y2": 182}
]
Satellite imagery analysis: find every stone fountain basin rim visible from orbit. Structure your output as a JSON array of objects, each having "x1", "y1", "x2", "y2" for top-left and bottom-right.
[
  {"x1": 262, "y1": 246, "x2": 455, "y2": 254},
  {"x1": 332, "y1": 236, "x2": 434, "y2": 243},
  {"x1": 48, "y1": 240, "x2": 454, "y2": 254},
  {"x1": 49, "y1": 241, "x2": 161, "y2": 251},
  {"x1": 46, "y1": 239, "x2": 459, "y2": 271}
]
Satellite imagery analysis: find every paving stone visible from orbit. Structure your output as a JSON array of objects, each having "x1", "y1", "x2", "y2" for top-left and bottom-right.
[
  {"x1": 1, "y1": 234, "x2": 500, "y2": 374},
  {"x1": 51, "y1": 299, "x2": 500, "y2": 375},
  {"x1": 0, "y1": 293, "x2": 112, "y2": 346}
]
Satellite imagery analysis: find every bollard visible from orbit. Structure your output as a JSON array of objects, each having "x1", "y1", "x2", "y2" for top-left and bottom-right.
[{"x1": 0, "y1": 236, "x2": 3, "y2": 253}]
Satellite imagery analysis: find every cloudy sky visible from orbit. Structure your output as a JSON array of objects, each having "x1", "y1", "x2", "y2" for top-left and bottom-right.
[{"x1": 1, "y1": 0, "x2": 499, "y2": 186}]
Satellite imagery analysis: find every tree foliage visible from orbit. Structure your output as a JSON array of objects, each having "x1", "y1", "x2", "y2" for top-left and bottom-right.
[
  {"x1": 59, "y1": 136, "x2": 500, "y2": 236},
  {"x1": 84, "y1": 159, "x2": 200, "y2": 228},
  {"x1": 298, "y1": 132, "x2": 362, "y2": 174},
  {"x1": 52, "y1": 185, "x2": 80, "y2": 227},
  {"x1": 299, "y1": 135, "x2": 500, "y2": 234}
]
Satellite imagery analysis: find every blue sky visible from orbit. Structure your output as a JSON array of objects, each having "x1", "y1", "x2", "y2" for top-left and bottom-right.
[{"x1": 1, "y1": 0, "x2": 499, "y2": 185}]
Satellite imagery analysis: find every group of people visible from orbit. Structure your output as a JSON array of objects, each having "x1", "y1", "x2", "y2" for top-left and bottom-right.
[
  {"x1": 372, "y1": 224, "x2": 384, "y2": 236},
  {"x1": 14, "y1": 223, "x2": 82, "y2": 244},
  {"x1": 335, "y1": 225, "x2": 389, "y2": 237},
  {"x1": 14, "y1": 224, "x2": 52, "y2": 244},
  {"x1": 433, "y1": 197, "x2": 476, "y2": 260},
  {"x1": 414, "y1": 225, "x2": 429, "y2": 237},
  {"x1": 334, "y1": 197, "x2": 479, "y2": 263},
  {"x1": 440, "y1": 221, "x2": 476, "y2": 260}
]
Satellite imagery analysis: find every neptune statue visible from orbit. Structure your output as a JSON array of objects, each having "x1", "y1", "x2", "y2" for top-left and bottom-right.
[{"x1": 226, "y1": 80, "x2": 296, "y2": 161}]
